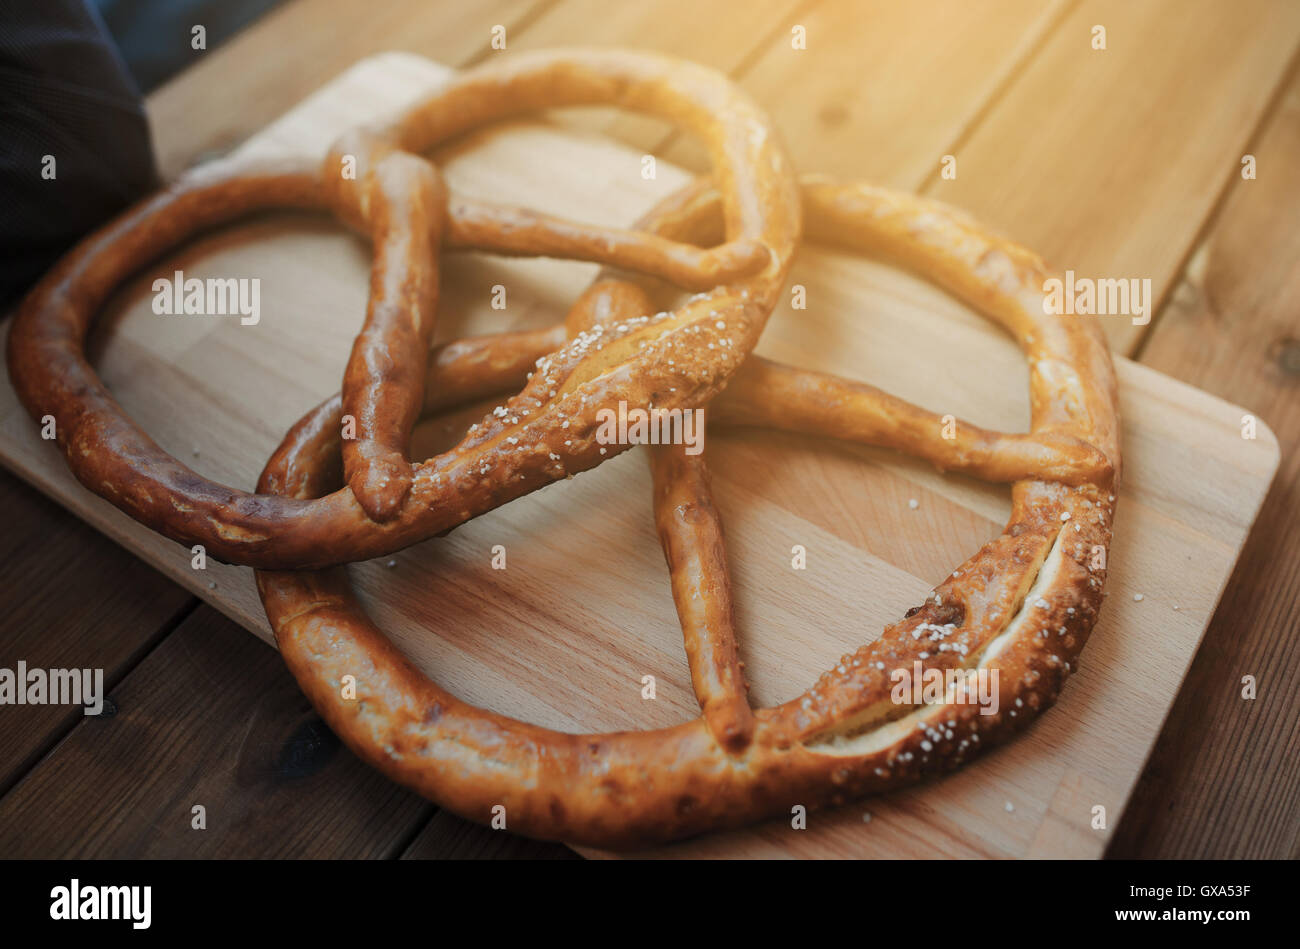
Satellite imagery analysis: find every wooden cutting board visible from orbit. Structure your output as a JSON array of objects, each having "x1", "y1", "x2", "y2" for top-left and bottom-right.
[{"x1": 0, "y1": 53, "x2": 1279, "y2": 859}]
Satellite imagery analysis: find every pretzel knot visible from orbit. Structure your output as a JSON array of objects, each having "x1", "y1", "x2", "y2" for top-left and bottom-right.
[
  {"x1": 256, "y1": 177, "x2": 1120, "y2": 850},
  {"x1": 7, "y1": 48, "x2": 800, "y2": 567}
]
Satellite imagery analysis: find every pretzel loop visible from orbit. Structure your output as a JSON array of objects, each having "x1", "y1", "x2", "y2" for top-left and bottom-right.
[{"x1": 7, "y1": 49, "x2": 800, "y2": 568}]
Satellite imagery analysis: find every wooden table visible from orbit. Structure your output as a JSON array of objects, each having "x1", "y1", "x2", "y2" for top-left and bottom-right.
[{"x1": 1, "y1": 0, "x2": 1296, "y2": 859}]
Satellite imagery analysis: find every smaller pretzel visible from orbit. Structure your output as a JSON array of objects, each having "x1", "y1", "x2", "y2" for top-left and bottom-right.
[{"x1": 6, "y1": 49, "x2": 800, "y2": 567}]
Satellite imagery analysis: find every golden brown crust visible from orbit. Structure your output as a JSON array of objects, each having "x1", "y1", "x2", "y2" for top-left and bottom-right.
[
  {"x1": 327, "y1": 135, "x2": 448, "y2": 522},
  {"x1": 255, "y1": 177, "x2": 1120, "y2": 849},
  {"x1": 715, "y1": 357, "x2": 1113, "y2": 484},
  {"x1": 7, "y1": 48, "x2": 800, "y2": 568},
  {"x1": 650, "y1": 439, "x2": 754, "y2": 753}
]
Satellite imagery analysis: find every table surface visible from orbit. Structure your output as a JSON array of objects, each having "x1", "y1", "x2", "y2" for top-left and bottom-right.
[{"x1": 1, "y1": 0, "x2": 1296, "y2": 859}]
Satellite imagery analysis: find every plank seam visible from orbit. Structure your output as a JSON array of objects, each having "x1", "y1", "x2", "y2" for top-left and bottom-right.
[
  {"x1": 1131, "y1": 45, "x2": 1300, "y2": 363},
  {"x1": 0, "y1": 594, "x2": 200, "y2": 803},
  {"x1": 461, "y1": 0, "x2": 569, "y2": 69},
  {"x1": 913, "y1": 0, "x2": 1081, "y2": 196},
  {"x1": 390, "y1": 803, "x2": 441, "y2": 859},
  {"x1": 626, "y1": 0, "x2": 824, "y2": 159}
]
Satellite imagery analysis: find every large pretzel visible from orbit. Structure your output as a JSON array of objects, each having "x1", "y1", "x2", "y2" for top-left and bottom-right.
[
  {"x1": 6, "y1": 49, "x2": 799, "y2": 568},
  {"x1": 256, "y1": 177, "x2": 1120, "y2": 849}
]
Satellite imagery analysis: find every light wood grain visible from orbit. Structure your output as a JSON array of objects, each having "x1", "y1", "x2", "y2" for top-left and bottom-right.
[
  {"x1": 0, "y1": 54, "x2": 1279, "y2": 858},
  {"x1": 1111, "y1": 65, "x2": 1300, "y2": 859},
  {"x1": 502, "y1": 0, "x2": 806, "y2": 153},
  {"x1": 927, "y1": 0, "x2": 1300, "y2": 354},
  {"x1": 145, "y1": 0, "x2": 548, "y2": 178},
  {"x1": 660, "y1": 0, "x2": 1069, "y2": 187}
]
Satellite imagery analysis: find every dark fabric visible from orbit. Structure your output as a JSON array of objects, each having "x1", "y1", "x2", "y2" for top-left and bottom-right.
[
  {"x1": 0, "y1": 0, "x2": 159, "y2": 309},
  {"x1": 93, "y1": 0, "x2": 284, "y2": 92}
]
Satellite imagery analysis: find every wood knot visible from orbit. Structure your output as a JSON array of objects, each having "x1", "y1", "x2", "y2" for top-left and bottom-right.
[
  {"x1": 275, "y1": 716, "x2": 340, "y2": 779},
  {"x1": 1271, "y1": 336, "x2": 1300, "y2": 376},
  {"x1": 817, "y1": 103, "x2": 849, "y2": 128}
]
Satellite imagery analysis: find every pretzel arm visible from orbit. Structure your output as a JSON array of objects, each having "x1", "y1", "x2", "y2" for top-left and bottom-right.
[
  {"x1": 319, "y1": 125, "x2": 452, "y2": 524},
  {"x1": 422, "y1": 325, "x2": 567, "y2": 414},
  {"x1": 415, "y1": 282, "x2": 756, "y2": 751},
  {"x1": 445, "y1": 196, "x2": 768, "y2": 291},
  {"x1": 650, "y1": 439, "x2": 754, "y2": 752},
  {"x1": 715, "y1": 357, "x2": 1112, "y2": 485},
  {"x1": 8, "y1": 49, "x2": 800, "y2": 569},
  {"x1": 553, "y1": 276, "x2": 754, "y2": 749}
]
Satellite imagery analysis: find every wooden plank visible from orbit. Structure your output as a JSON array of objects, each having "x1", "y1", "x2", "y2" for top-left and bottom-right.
[
  {"x1": 146, "y1": 0, "x2": 549, "y2": 178},
  {"x1": 1108, "y1": 66, "x2": 1300, "y2": 859},
  {"x1": 0, "y1": 54, "x2": 1278, "y2": 857},
  {"x1": 0, "y1": 468, "x2": 193, "y2": 795},
  {"x1": 402, "y1": 811, "x2": 577, "y2": 859},
  {"x1": 504, "y1": 0, "x2": 805, "y2": 153},
  {"x1": 926, "y1": 0, "x2": 1300, "y2": 354},
  {"x1": 142, "y1": 1, "x2": 1300, "y2": 351},
  {"x1": 0, "y1": 606, "x2": 432, "y2": 857},
  {"x1": 662, "y1": 0, "x2": 1069, "y2": 187}
]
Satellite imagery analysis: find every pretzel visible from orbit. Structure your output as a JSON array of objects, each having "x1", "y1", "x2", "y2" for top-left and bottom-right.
[
  {"x1": 6, "y1": 48, "x2": 799, "y2": 568},
  {"x1": 255, "y1": 177, "x2": 1120, "y2": 849}
]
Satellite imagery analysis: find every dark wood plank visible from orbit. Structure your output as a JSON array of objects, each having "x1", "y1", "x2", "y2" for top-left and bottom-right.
[
  {"x1": 0, "y1": 605, "x2": 432, "y2": 857},
  {"x1": 1108, "y1": 66, "x2": 1300, "y2": 859},
  {"x1": 402, "y1": 810, "x2": 578, "y2": 860},
  {"x1": 0, "y1": 468, "x2": 193, "y2": 795}
]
